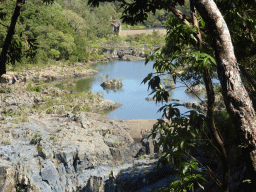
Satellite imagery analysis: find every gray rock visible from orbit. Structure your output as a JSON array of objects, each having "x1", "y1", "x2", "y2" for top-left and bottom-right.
[
  {"x1": 41, "y1": 160, "x2": 64, "y2": 192},
  {"x1": 0, "y1": 111, "x2": 144, "y2": 191}
]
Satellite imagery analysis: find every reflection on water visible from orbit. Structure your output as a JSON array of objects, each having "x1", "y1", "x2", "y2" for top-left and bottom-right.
[
  {"x1": 55, "y1": 76, "x2": 94, "y2": 93},
  {"x1": 101, "y1": 86, "x2": 124, "y2": 94},
  {"x1": 75, "y1": 77, "x2": 94, "y2": 92}
]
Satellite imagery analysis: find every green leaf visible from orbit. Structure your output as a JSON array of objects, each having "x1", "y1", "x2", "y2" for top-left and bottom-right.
[
  {"x1": 183, "y1": 165, "x2": 189, "y2": 174},
  {"x1": 154, "y1": 47, "x2": 161, "y2": 52},
  {"x1": 190, "y1": 158, "x2": 196, "y2": 163},
  {"x1": 237, "y1": 12, "x2": 242, "y2": 18},
  {"x1": 203, "y1": 57, "x2": 208, "y2": 66},
  {"x1": 141, "y1": 73, "x2": 152, "y2": 85},
  {"x1": 200, "y1": 19, "x2": 205, "y2": 27},
  {"x1": 197, "y1": 174, "x2": 207, "y2": 181},
  {"x1": 197, "y1": 182, "x2": 204, "y2": 190},
  {"x1": 180, "y1": 141, "x2": 185, "y2": 151},
  {"x1": 195, "y1": 53, "x2": 200, "y2": 61},
  {"x1": 190, "y1": 131, "x2": 196, "y2": 138},
  {"x1": 208, "y1": 55, "x2": 216, "y2": 65},
  {"x1": 242, "y1": 179, "x2": 251, "y2": 183},
  {"x1": 194, "y1": 25, "x2": 199, "y2": 34},
  {"x1": 191, "y1": 163, "x2": 198, "y2": 171}
]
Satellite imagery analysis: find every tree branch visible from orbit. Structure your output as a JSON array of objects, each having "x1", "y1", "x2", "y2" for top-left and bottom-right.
[{"x1": 159, "y1": 0, "x2": 192, "y2": 26}]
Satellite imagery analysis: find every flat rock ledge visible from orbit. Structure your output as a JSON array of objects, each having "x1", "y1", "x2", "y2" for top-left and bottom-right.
[{"x1": 0, "y1": 67, "x2": 98, "y2": 84}]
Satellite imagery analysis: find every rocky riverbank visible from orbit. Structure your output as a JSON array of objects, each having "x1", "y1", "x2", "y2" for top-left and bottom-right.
[
  {"x1": 0, "y1": 77, "x2": 184, "y2": 191},
  {"x1": 0, "y1": 55, "x2": 178, "y2": 192},
  {"x1": 1, "y1": 42, "x2": 154, "y2": 85}
]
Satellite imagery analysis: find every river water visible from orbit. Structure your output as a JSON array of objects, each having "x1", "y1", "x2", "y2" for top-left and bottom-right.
[{"x1": 71, "y1": 60, "x2": 209, "y2": 120}]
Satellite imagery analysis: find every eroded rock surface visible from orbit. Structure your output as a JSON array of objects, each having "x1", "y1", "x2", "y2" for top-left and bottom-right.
[{"x1": 0, "y1": 112, "x2": 142, "y2": 191}]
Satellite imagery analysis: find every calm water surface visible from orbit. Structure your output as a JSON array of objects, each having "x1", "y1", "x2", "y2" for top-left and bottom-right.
[{"x1": 73, "y1": 60, "x2": 210, "y2": 120}]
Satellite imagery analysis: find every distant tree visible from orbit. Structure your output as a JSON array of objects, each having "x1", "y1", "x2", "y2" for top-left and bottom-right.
[{"x1": 0, "y1": 0, "x2": 54, "y2": 76}]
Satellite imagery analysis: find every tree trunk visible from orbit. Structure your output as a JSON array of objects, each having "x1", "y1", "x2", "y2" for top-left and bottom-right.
[
  {"x1": 190, "y1": 1, "x2": 230, "y2": 190},
  {"x1": 195, "y1": 0, "x2": 256, "y2": 187},
  {"x1": 0, "y1": 0, "x2": 22, "y2": 76},
  {"x1": 203, "y1": 65, "x2": 230, "y2": 192}
]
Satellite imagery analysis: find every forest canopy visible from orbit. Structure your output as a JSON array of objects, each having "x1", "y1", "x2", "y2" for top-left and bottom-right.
[{"x1": 0, "y1": 0, "x2": 168, "y2": 67}]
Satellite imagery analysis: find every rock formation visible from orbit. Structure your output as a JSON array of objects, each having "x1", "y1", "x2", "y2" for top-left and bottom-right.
[{"x1": 101, "y1": 79, "x2": 123, "y2": 89}]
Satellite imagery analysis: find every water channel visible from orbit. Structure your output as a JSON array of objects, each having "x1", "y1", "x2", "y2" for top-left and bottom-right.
[{"x1": 64, "y1": 60, "x2": 212, "y2": 120}]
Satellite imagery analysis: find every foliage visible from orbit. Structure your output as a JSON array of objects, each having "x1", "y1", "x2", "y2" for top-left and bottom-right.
[
  {"x1": 0, "y1": 0, "x2": 120, "y2": 67},
  {"x1": 155, "y1": 159, "x2": 207, "y2": 192},
  {"x1": 0, "y1": 0, "x2": 169, "y2": 68}
]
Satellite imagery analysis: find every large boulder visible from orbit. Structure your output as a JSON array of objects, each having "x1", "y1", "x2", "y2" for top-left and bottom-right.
[{"x1": 101, "y1": 79, "x2": 123, "y2": 89}]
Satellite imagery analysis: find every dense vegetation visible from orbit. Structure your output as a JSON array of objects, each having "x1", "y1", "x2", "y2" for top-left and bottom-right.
[
  {"x1": 0, "y1": 0, "x2": 167, "y2": 71},
  {"x1": 0, "y1": 0, "x2": 114, "y2": 65}
]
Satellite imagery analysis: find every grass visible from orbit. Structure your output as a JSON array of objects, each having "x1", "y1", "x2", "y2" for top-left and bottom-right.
[
  {"x1": 122, "y1": 24, "x2": 147, "y2": 30},
  {"x1": 27, "y1": 82, "x2": 42, "y2": 92}
]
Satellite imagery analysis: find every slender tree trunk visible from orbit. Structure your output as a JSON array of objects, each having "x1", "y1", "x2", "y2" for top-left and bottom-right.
[
  {"x1": 203, "y1": 66, "x2": 230, "y2": 192},
  {"x1": 0, "y1": 0, "x2": 22, "y2": 76},
  {"x1": 190, "y1": 1, "x2": 230, "y2": 190},
  {"x1": 195, "y1": 0, "x2": 256, "y2": 187}
]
